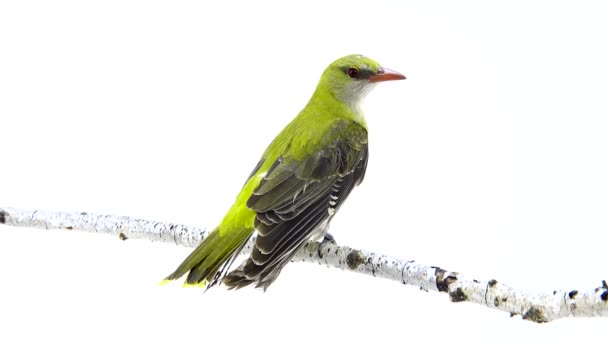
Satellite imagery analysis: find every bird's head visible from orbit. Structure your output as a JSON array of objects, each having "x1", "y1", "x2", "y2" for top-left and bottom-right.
[{"x1": 317, "y1": 54, "x2": 405, "y2": 111}]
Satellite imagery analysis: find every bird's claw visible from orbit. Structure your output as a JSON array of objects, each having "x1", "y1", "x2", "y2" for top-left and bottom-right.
[{"x1": 322, "y1": 233, "x2": 337, "y2": 245}]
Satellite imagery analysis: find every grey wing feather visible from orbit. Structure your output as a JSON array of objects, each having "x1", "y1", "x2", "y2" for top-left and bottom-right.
[{"x1": 223, "y1": 129, "x2": 368, "y2": 290}]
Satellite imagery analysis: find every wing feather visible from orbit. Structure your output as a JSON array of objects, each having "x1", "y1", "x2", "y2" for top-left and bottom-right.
[{"x1": 223, "y1": 120, "x2": 368, "y2": 289}]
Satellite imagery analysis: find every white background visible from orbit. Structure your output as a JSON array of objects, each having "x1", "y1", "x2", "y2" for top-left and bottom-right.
[{"x1": 1, "y1": 0, "x2": 607, "y2": 340}]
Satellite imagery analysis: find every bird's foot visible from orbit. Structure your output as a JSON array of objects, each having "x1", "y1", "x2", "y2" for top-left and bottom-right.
[{"x1": 322, "y1": 233, "x2": 337, "y2": 245}]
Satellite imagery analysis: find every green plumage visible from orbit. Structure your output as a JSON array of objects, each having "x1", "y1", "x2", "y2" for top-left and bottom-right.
[{"x1": 164, "y1": 54, "x2": 404, "y2": 290}]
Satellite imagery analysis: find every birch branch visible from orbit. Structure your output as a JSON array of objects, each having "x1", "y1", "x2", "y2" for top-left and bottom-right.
[{"x1": 1, "y1": 206, "x2": 606, "y2": 323}]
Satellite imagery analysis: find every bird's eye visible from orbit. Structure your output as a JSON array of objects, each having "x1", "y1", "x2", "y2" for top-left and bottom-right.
[{"x1": 347, "y1": 67, "x2": 359, "y2": 79}]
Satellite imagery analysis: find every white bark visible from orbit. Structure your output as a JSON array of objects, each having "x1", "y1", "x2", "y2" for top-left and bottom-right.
[{"x1": 1, "y1": 206, "x2": 606, "y2": 323}]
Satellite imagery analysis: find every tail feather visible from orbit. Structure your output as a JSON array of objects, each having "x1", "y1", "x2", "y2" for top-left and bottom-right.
[
  {"x1": 164, "y1": 227, "x2": 253, "y2": 288},
  {"x1": 222, "y1": 267, "x2": 256, "y2": 290},
  {"x1": 222, "y1": 242, "x2": 301, "y2": 291}
]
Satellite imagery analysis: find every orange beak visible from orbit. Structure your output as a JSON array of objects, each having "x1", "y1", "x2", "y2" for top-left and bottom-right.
[{"x1": 368, "y1": 67, "x2": 406, "y2": 83}]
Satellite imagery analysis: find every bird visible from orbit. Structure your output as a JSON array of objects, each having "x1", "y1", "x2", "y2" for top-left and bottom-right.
[{"x1": 164, "y1": 54, "x2": 405, "y2": 290}]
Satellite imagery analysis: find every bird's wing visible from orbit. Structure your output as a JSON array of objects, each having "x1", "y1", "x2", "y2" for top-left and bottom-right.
[{"x1": 223, "y1": 121, "x2": 368, "y2": 289}]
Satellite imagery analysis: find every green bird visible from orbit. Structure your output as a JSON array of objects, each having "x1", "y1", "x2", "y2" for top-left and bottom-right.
[{"x1": 165, "y1": 54, "x2": 405, "y2": 290}]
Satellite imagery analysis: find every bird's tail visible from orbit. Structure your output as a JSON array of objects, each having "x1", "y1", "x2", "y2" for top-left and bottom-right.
[{"x1": 164, "y1": 226, "x2": 253, "y2": 288}]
